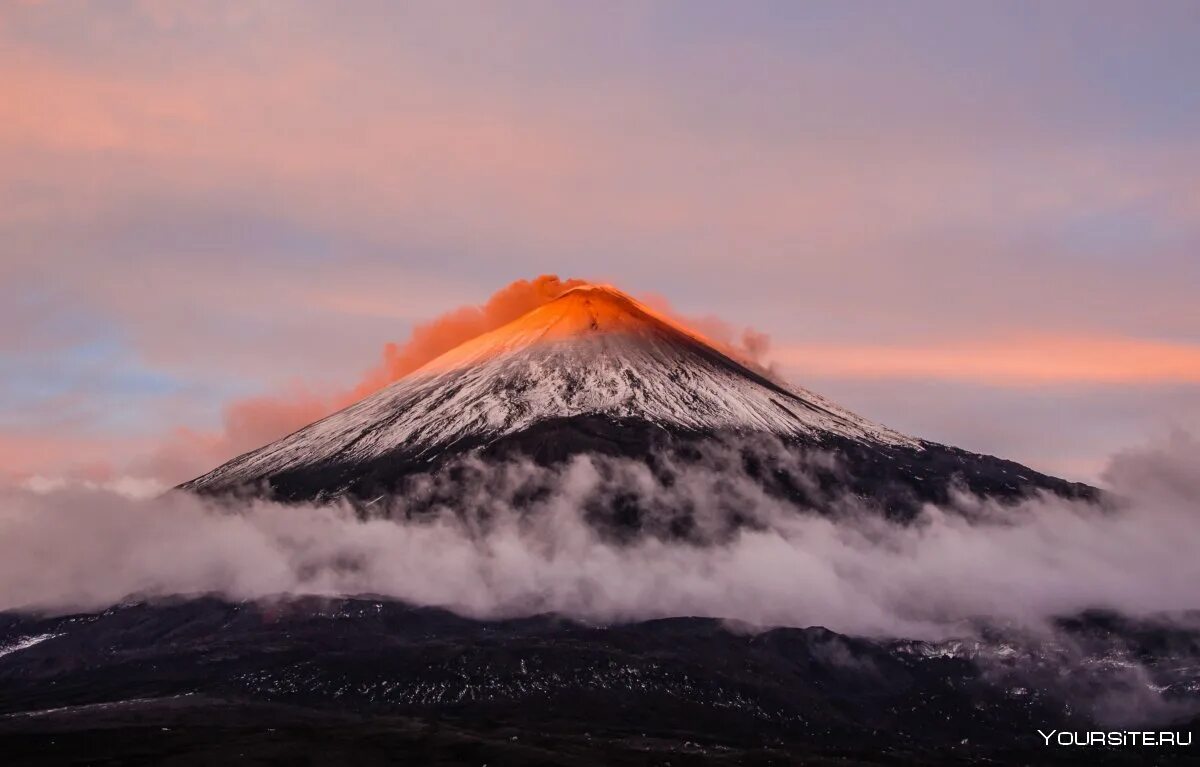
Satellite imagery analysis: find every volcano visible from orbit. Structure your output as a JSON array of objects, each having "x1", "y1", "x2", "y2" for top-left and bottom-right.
[
  {"x1": 181, "y1": 284, "x2": 1090, "y2": 511},
  {"x1": 11, "y1": 286, "x2": 1183, "y2": 766}
]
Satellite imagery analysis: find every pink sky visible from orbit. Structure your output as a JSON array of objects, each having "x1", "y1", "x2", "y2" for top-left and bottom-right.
[{"x1": 2, "y1": 2, "x2": 1199, "y2": 487}]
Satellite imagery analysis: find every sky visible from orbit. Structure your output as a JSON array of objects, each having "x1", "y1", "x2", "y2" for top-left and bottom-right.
[{"x1": 2, "y1": 0, "x2": 1199, "y2": 487}]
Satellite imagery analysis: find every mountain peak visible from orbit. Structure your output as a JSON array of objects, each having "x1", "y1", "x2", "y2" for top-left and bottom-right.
[
  {"x1": 182, "y1": 283, "x2": 921, "y2": 498},
  {"x1": 413, "y1": 283, "x2": 711, "y2": 377}
]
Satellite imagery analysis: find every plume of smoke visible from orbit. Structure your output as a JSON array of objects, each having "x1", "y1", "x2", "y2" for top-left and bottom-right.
[
  {"x1": 137, "y1": 275, "x2": 778, "y2": 484},
  {"x1": 638, "y1": 292, "x2": 775, "y2": 371},
  {"x1": 347, "y1": 275, "x2": 591, "y2": 397},
  {"x1": 139, "y1": 276, "x2": 586, "y2": 482}
]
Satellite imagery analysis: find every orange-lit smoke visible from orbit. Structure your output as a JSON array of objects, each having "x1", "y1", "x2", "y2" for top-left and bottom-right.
[
  {"x1": 143, "y1": 275, "x2": 776, "y2": 484},
  {"x1": 638, "y1": 292, "x2": 774, "y2": 372},
  {"x1": 347, "y1": 275, "x2": 590, "y2": 399},
  {"x1": 147, "y1": 275, "x2": 593, "y2": 482}
]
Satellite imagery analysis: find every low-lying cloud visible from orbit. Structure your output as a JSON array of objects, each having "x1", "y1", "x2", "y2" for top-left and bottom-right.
[{"x1": 2, "y1": 433, "x2": 1198, "y2": 642}]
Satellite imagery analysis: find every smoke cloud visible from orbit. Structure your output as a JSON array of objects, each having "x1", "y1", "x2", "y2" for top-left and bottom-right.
[
  {"x1": 141, "y1": 275, "x2": 775, "y2": 484},
  {"x1": 139, "y1": 275, "x2": 586, "y2": 482},
  {"x1": 5, "y1": 433, "x2": 1199, "y2": 644}
]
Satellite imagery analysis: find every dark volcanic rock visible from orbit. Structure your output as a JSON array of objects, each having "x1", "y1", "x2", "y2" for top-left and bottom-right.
[
  {"x1": 1, "y1": 598, "x2": 1196, "y2": 765},
  {"x1": 231, "y1": 415, "x2": 1095, "y2": 524}
]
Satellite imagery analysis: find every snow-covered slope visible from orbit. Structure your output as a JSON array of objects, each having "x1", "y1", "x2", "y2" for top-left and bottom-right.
[{"x1": 183, "y1": 285, "x2": 917, "y2": 493}]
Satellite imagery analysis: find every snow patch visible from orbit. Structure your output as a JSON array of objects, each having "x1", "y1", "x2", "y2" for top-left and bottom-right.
[{"x1": 0, "y1": 633, "x2": 62, "y2": 659}]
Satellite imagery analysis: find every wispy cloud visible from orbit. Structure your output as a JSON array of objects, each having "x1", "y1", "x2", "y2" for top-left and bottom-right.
[{"x1": 775, "y1": 334, "x2": 1200, "y2": 386}]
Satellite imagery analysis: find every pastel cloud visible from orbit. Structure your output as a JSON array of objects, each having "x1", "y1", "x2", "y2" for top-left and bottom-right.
[
  {"x1": 1, "y1": 2, "x2": 1198, "y2": 484},
  {"x1": 775, "y1": 335, "x2": 1200, "y2": 387}
]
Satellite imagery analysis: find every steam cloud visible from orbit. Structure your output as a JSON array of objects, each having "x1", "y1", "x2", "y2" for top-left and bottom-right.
[
  {"x1": 142, "y1": 275, "x2": 774, "y2": 483},
  {"x1": 3, "y1": 433, "x2": 1198, "y2": 642}
]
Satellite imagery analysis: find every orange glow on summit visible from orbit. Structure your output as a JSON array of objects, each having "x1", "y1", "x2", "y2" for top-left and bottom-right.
[
  {"x1": 410, "y1": 284, "x2": 740, "y2": 377},
  {"x1": 348, "y1": 275, "x2": 591, "y2": 399},
  {"x1": 143, "y1": 276, "x2": 772, "y2": 482}
]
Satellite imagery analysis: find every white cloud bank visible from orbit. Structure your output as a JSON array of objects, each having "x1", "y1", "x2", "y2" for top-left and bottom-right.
[{"x1": 1, "y1": 433, "x2": 1197, "y2": 640}]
